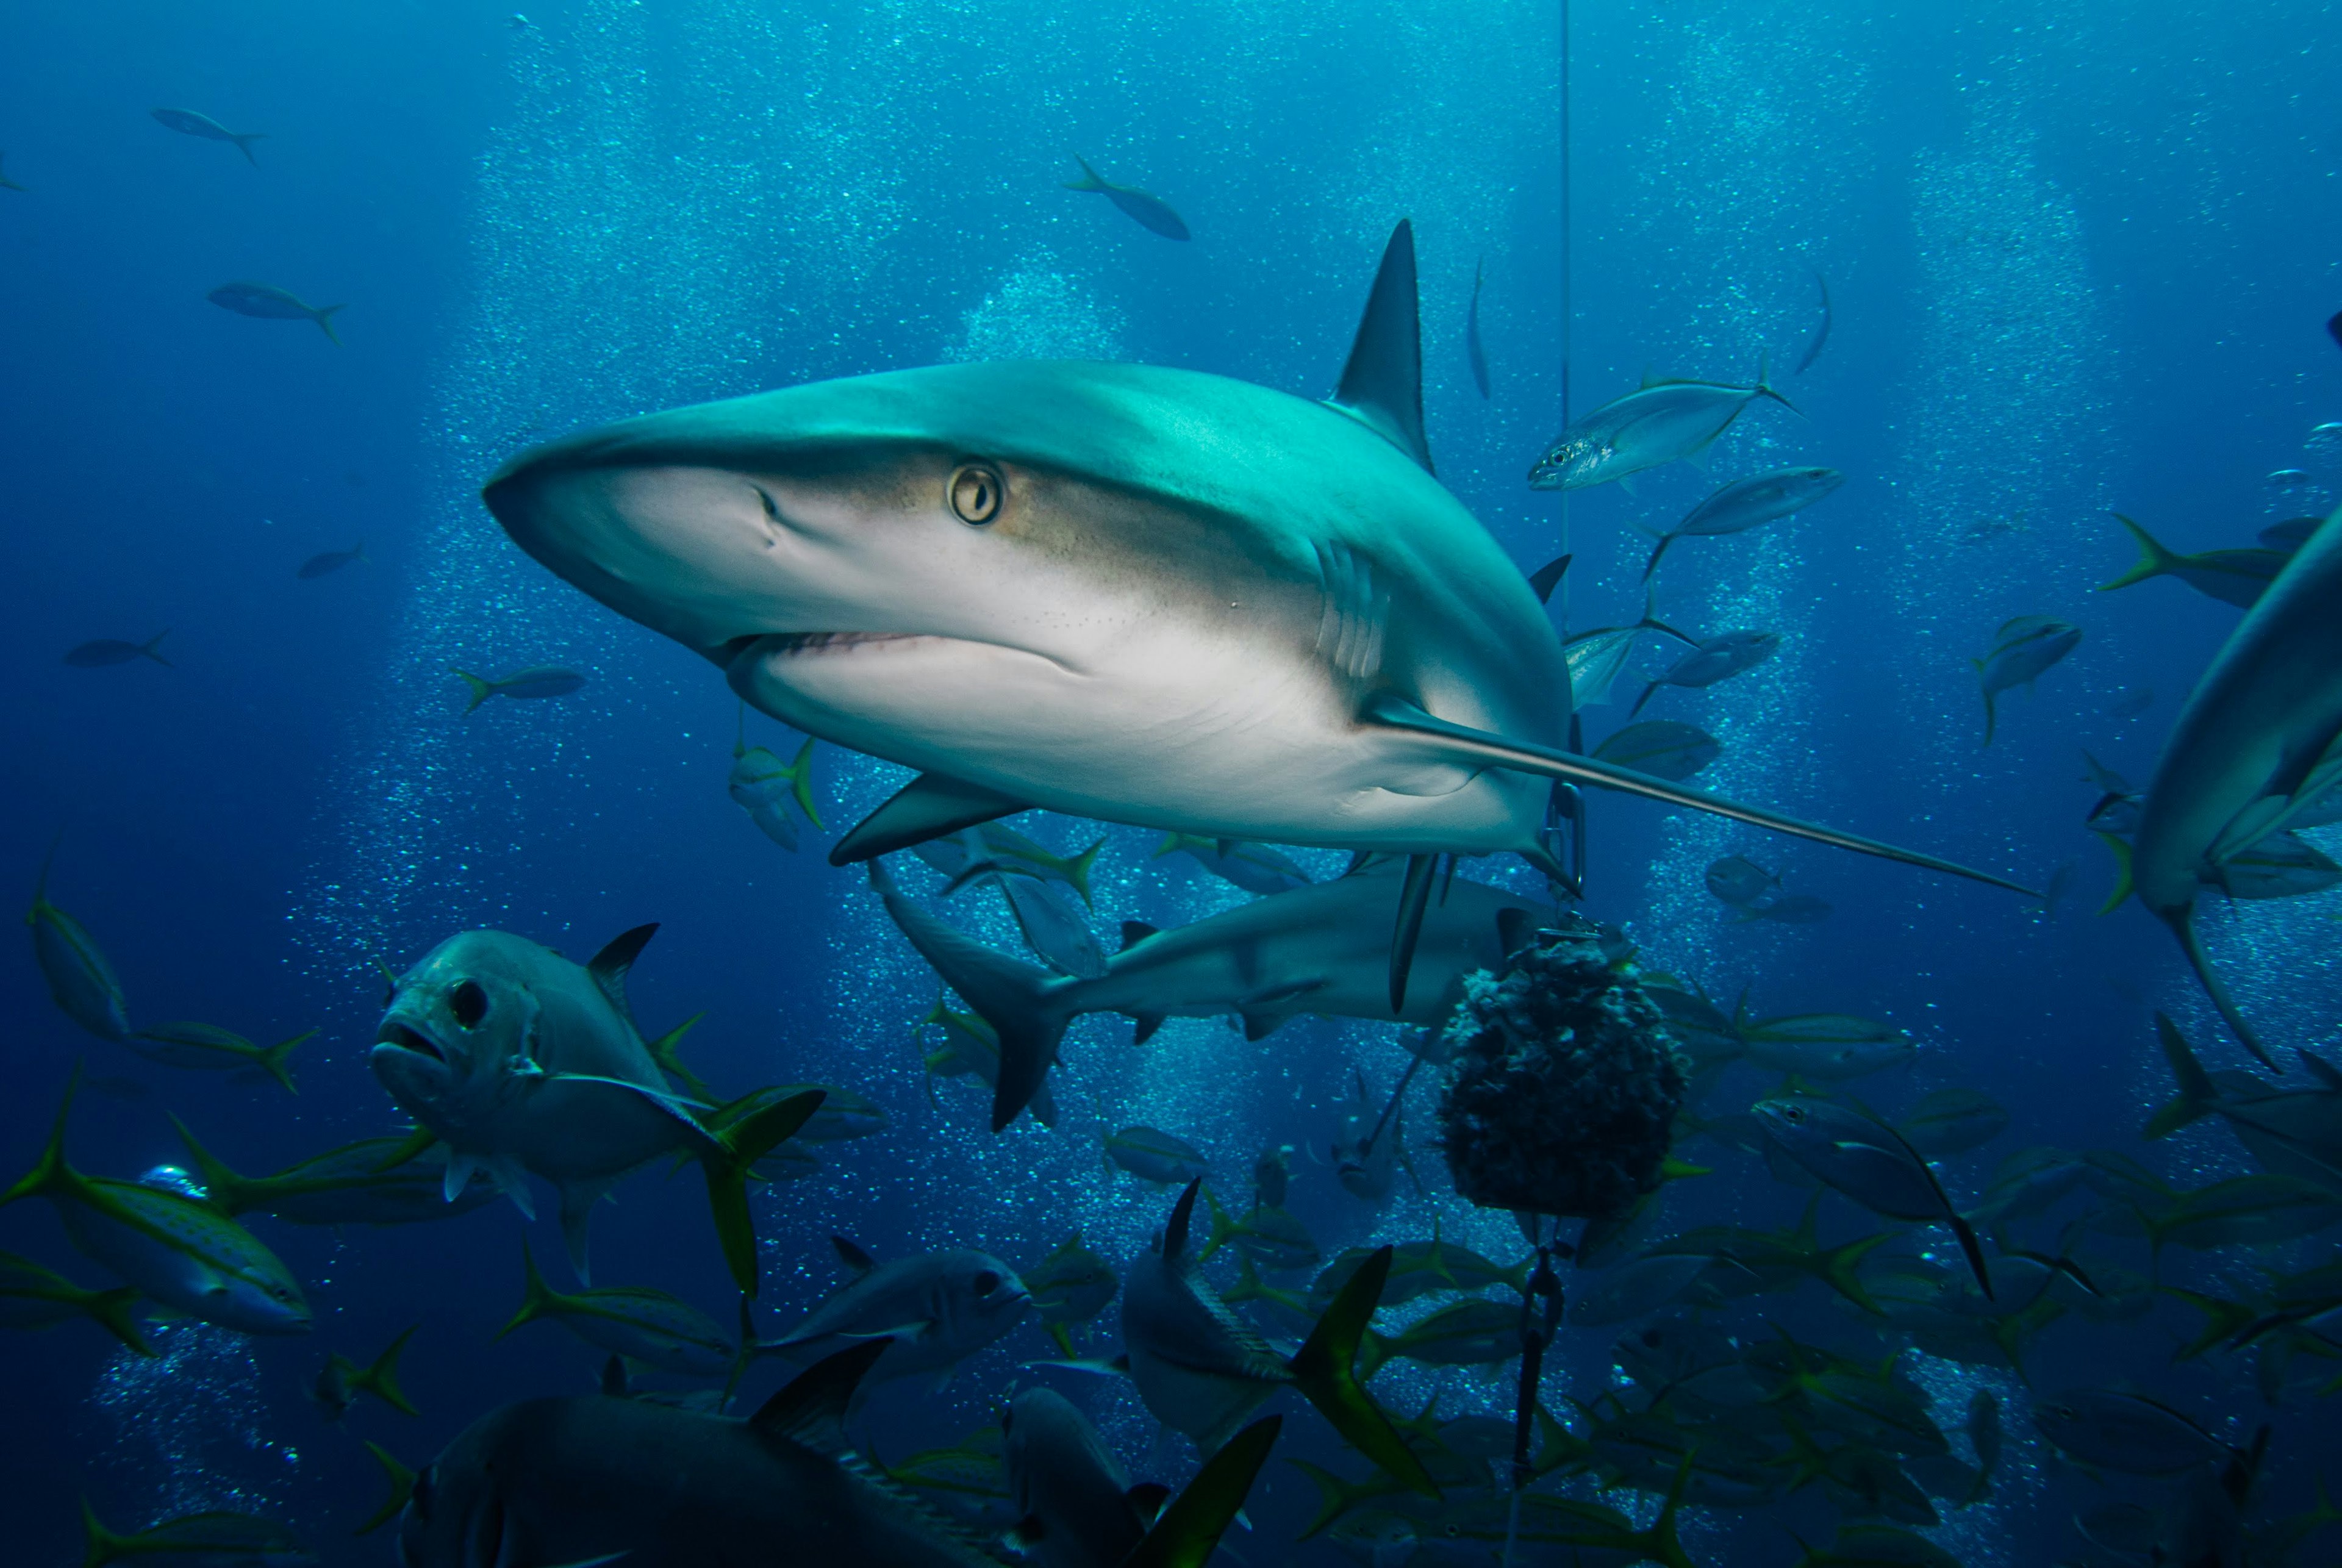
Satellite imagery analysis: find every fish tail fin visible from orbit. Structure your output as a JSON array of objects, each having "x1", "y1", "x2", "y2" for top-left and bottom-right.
[
  {"x1": 167, "y1": 1113, "x2": 252, "y2": 1215},
  {"x1": 1284, "y1": 1457, "x2": 1370, "y2": 1541},
  {"x1": 354, "y1": 1324, "x2": 421, "y2": 1416},
  {"x1": 138, "y1": 629, "x2": 173, "y2": 667},
  {"x1": 451, "y1": 668, "x2": 494, "y2": 713},
  {"x1": 2146, "y1": 1011, "x2": 2220, "y2": 1137},
  {"x1": 313, "y1": 304, "x2": 344, "y2": 344},
  {"x1": 867, "y1": 859, "x2": 1069, "y2": 1133},
  {"x1": 258, "y1": 1028, "x2": 315, "y2": 1095},
  {"x1": 784, "y1": 737, "x2": 823, "y2": 831},
  {"x1": 1636, "y1": 1457, "x2": 1700, "y2": 1568},
  {"x1": 1287, "y1": 1245, "x2": 1441, "y2": 1497},
  {"x1": 234, "y1": 132, "x2": 265, "y2": 166},
  {"x1": 1641, "y1": 532, "x2": 1672, "y2": 582},
  {"x1": 2169, "y1": 909, "x2": 2276, "y2": 1070},
  {"x1": 81, "y1": 1498, "x2": 127, "y2": 1568},
  {"x1": 2097, "y1": 512, "x2": 2179, "y2": 592},
  {"x1": 353, "y1": 1441, "x2": 416, "y2": 1536},
  {"x1": 1123, "y1": 1416, "x2": 1281, "y2": 1568},
  {"x1": 81, "y1": 1286, "x2": 154, "y2": 1357},
  {"x1": 1755, "y1": 350, "x2": 1803, "y2": 417},
  {"x1": 1063, "y1": 154, "x2": 1107, "y2": 190},
  {"x1": 1816, "y1": 1230, "x2": 1893, "y2": 1314},
  {"x1": 1629, "y1": 680, "x2": 1660, "y2": 718},
  {"x1": 1063, "y1": 836, "x2": 1107, "y2": 909},
  {"x1": 496, "y1": 1244, "x2": 560, "y2": 1338},
  {"x1": 2093, "y1": 831, "x2": 2135, "y2": 914},
  {"x1": 699, "y1": 1088, "x2": 825, "y2": 1295},
  {"x1": 644, "y1": 1011, "x2": 713, "y2": 1101},
  {"x1": 4, "y1": 1067, "x2": 81, "y2": 1208},
  {"x1": 1949, "y1": 1214, "x2": 1995, "y2": 1300}
]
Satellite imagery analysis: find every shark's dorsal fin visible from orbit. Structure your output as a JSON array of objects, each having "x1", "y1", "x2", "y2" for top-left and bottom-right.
[
  {"x1": 1164, "y1": 1178, "x2": 1202, "y2": 1262},
  {"x1": 1328, "y1": 220, "x2": 1433, "y2": 474},
  {"x1": 829, "y1": 771, "x2": 1029, "y2": 865},
  {"x1": 831, "y1": 1234, "x2": 876, "y2": 1275},
  {"x1": 586, "y1": 924, "x2": 659, "y2": 1024}
]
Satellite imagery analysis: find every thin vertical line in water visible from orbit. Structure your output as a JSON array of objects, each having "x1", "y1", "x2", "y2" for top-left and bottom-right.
[{"x1": 1555, "y1": 0, "x2": 1572, "y2": 630}]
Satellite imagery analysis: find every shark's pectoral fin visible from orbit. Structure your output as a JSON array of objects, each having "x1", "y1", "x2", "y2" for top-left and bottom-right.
[
  {"x1": 1359, "y1": 690, "x2": 2039, "y2": 898},
  {"x1": 1324, "y1": 220, "x2": 1434, "y2": 473},
  {"x1": 829, "y1": 772, "x2": 1030, "y2": 865}
]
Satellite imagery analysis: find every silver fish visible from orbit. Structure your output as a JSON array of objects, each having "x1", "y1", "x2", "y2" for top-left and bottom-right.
[
  {"x1": 756, "y1": 1236, "x2": 1026, "y2": 1388},
  {"x1": 1528, "y1": 361, "x2": 1797, "y2": 493}
]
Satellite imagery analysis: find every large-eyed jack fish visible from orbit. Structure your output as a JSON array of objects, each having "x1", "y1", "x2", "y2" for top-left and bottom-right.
[{"x1": 482, "y1": 220, "x2": 2030, "y2": 1050}]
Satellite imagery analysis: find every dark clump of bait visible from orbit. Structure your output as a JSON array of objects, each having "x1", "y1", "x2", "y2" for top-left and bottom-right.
[{"x1": 1436, "y1": 920, "x2": 1687, "y2": 1219}]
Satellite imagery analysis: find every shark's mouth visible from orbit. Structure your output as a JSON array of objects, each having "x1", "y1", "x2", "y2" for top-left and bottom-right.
[
  {"x1": 376, "y1": 1022, "x2": 446, "y2": 1063},
  {"x1": 767, "y1": 631, "x2": 921, "y2": 654}
]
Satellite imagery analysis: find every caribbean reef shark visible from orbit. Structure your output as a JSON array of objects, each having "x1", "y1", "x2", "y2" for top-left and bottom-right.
[
  {"x1": 483, "y1": 220, "x2": 2029, "y2": 1009},
  {"x1": 2110, "y1": 508, "x2": 2342, "y2": 1067},
  {"x1": 870, "y1": 856, "x2": 1541, "y2": 1128}
]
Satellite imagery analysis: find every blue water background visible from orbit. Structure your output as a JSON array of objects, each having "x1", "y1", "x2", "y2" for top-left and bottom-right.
[{"x1": 3, "y1": 0, "x2": 2340, "y2": 1561}]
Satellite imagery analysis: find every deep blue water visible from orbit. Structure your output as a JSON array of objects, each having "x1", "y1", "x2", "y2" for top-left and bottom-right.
[{"x1": 4, "y1": 0, "x2": 2341, "y2": 1563}]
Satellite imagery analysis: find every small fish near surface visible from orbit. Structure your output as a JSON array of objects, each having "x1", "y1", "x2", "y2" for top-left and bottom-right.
[
  {"x1": 296, "y1": 541, "x2": 366, "y2": 579},
  {"x1": 2108, "y1": 508, "x2": 2342, "y2": 1065},
  {"x1": 1631, "y1": 629, "x2": 1781, "y2": 717},
  {"x1": 64, "y1": 631, "x2": 171, "y2": 668},
  {"x1": 1703, "y1": 855, "x2": 1780, "y2": 907},
  {"x1": 451, "y1": 664, "x2": 585, "y2": 714},
  {"x1": 2032, "y1": 1388, "x2": 2231, "y2": 1475},
  {"x1": 1025, "y1": 1234, "x2": 1118, "y2": 1329},
  {"x1": 1105, "y1": 1126, "x2": 1208, "y2": 1186},
  {"x1": 1528, "y1": 360, "x2": 1800, "y2": 493},
  {"x1": 2097, "y1": 513, "x2": 2286, "y2": 610},
  {"x1": 729, "y1": 734, "x2": 822, "y2": 851},
  {"x1": 1590, "y1": 720, "x2": 1719, "y2": 782},
  {"x1": 2148, "y1": 1012, "x2": 2342, "y2": 1190},
  {"x1": 754, "y1": 1234, "x2": 1028, "y2": 1388},
  {"x1": 1153, "y1": 833, "x2": 1312, "y2": 896},
  {"x1": 1563, "y1": 602, "x2": 1697, "y2": 709},
  {"x1": 369, "y1": 922, "x2": 820, "y2": 1291},
  {"x1": 2, "y1": 1075, "x2": 312, "y2": 1334},
  {"x1": 151, "y1": 107, "x2": 267, "y2": 164},
  {"x1": 500, "y1": 1245, "x2": 734, "y2": 1378},
  {"x1": 1740, "y1": 1014, "x2": 1913, "y2": 1079},
  {"x1": 1973, "y1": 615, "x2": 2081, "y2": 747},
  {"x1": 1731, "y1": 893, "x2": 1833, "y2": 926},
  {"x1": 208, "y1": 281, "x2": 344, "y2": 343},
  {"x1": 1641, "y1": 467, "x2": 1842, "y2": 581},
  {"x1": 1063, "y1": 154, "x2": 1189, "y2": 240},
  {"x1": 26, "y1": 855, "x2": 132, "y2": 1041}
]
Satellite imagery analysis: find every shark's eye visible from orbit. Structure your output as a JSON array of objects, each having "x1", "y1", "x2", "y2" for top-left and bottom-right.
[
  {"x1": 972, "y1": 1270, "x2": 1001, "y2": 1297},
  {"x1": 948, "y1": 463, "x2": 1004, "y2": 525},
  {"x1": 452, "y1": 981, "x2": 489, "y2": 1028}
]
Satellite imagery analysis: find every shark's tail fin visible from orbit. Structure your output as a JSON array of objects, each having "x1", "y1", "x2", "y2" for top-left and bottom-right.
[
  {"x1": 451, "y1": 668, "x2": 495, "y2": 714},
  {"x1": 2146, "y1": 1011, "x2": 2222, "y2": 1137},
  {"x1": 868, "y1": 860, "x2": 1070, "y2": 1132},
  {"x1": 1125, "y1": 1416, "x2": 1281, "y2": 1568},
  {"x1": 168, "y1": 1114, "x2": 256, "y2": 1216},
  {"x1": 312, "y1": 304, "x2": 345, "y2": 345},
  {"x1": 349, "y1": 1325, "x2": 421, "y2": 1416},
  {"x1": 1062, "y1": 154, "x2": 1108, "y2": 192},
  {"x1": 233, "y1": 132, "x2": 266, "y2": 166},
  {"x1": 2097, "y1": 513, "x2": 2180, "y2": 593},
  {"x1": 496, "y1": 1244, "x2": 562, "y2": 1339},
  {"x1": 698, "y1": 1087, "x2": 825, "y2": 1294},
  {"x1": 257, "y1": 1028, "x2": 315, "y2": 1095},
  {"x1": 354, "y1": 1441, "x2": 416, "y2": 1536},
  {"x1": 1286, "y1": 1245, "x2": 1440, "y2": 1498},
  {"x1": 138, "y1": 629, "x2": 173, "y2": 668}
]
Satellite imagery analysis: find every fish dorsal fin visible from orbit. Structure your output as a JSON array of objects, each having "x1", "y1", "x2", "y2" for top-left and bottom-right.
[
  {"x1": 1164, "y1": 1179, "x2": 1202, "y2": 1262},
  {"x1": 750, "y1": 1339, "x2": 889, "y2": 1450},
  {"x1": 1327, "y1": 220, "x2": 1433, "y2": 474},
  {"x1": 586, "y1": 924, "x2": 659, "y2": 1024},
  {"x1": 831, "y1": 1235, "x2": 876, "y2": 1275}
]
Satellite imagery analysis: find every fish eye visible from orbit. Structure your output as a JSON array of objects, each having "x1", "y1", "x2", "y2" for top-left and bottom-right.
[
  {"x1": 972, "y1": 1270, "x2": 1001, "y2": 1296},
  {"x1": 948, "y1": 463, "x2": 1004, "y2": 525},
  {"x1": 453, "y1": 981, "x2": 489, "y2": 1028}
]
